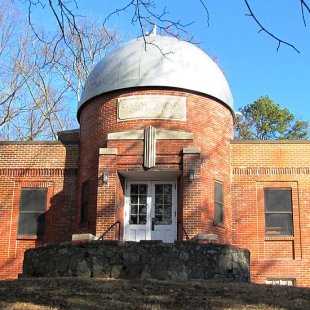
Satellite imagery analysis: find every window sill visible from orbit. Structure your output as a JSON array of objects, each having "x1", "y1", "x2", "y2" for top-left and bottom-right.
[
  {"x1": 213, "y1": 222, "x2": 225, "y2": 228},
  {"x1": 17, "y1": 235, "x2": 44, "y2": 241},
  {"x1": 265, "y1": 236, "x2": 294, "y2": 241},
  {"x1": 80, "y1": 221, "x2": 90, "y2": 228}
]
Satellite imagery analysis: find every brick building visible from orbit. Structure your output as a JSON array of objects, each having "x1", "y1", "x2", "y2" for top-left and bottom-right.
[{"x1": 0, "y1": 34, "x2": 309, "y2": 286}]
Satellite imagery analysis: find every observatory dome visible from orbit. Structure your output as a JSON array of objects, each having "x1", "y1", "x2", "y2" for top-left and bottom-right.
[{"x1": 78, "y1": 35, "x2": 233, "y2": 113}]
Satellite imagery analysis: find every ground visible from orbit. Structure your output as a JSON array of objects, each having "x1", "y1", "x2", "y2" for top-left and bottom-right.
[{"x1": 0, "y1": 278, "x2": 310, "y2": 309}]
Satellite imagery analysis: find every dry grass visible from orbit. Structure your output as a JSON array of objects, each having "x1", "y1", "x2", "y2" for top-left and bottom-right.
[{"x1": 0, "y1": 278, "x2": 310, "y2": 309}]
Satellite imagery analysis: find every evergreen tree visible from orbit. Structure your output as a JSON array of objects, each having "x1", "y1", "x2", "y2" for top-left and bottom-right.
[{"x1": 235, "y1": 96, "x2": 309, "y2": 140}]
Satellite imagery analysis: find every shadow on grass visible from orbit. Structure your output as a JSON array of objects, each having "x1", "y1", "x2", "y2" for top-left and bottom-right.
[{"x1": 0, "y1": 278, "x2": 310, "y2": 309}]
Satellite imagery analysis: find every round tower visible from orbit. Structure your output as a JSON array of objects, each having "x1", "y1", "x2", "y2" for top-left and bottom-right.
[{"x1": 76, "y1": 35, "x2": 234, "y2": 243}]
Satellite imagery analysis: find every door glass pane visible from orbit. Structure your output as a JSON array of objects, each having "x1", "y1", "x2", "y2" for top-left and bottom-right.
[
  {"x1": 131, "y1": 195, "x2": 138, "y2": 204},
  {"x1": 130, "y1": 184, "x2": 148, "y2": 225},
  {"x1": 164, "y1": 185, "x2": 172, "y2": 195},
  {"x1": 130, "y1": 215, "x2": 138, "y2": 224},
  {"x1": 139, "y1": 195, "x2": 147, "y2": 205},
  {"x1": 155, "y1": 184, "x2": 163, "y2": 194},
  {"x1": 139, "y1": 185, "x2": 147, "y2": 195},
  {"x1": 131, "y1": 205, "x2": 138, "y2": 214},
  {"x1": 155, "y1": 204, "x2": 163, "y2": 223},
  {"x1": 163, "y1": 207, "x2": 172, "y2": 224},
  {"x1": 139, "y1": 205, "x2": 147, "y2": 215},
  {"x1": 155, "y1": 194, "x2": 164, "y2": 204},
  {"x1": 139, "y1": 215, "x2": 147, "y2": 224},
  {"x1": 128, "y1": 183, "x2": 174, "y2": 227},
  {"x1": 164, "y1": 194, "x2": 172, "y2": 204},
  {"x1": 131, "y1": 185, "x2": 138, "y2": 194},
  {"x1": 154, "y1": 184, "x2": 172, "y2": 225}
]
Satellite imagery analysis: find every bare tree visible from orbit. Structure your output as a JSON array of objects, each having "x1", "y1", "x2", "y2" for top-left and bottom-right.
[
  {"x1": 53, "y1": 19, "x2": 119, "y2": 102},
  {"x1": 1, "y1": 1, "x2": 119, "y2": 140},
  {"x1": 0, "y1": 0, "x2": 27, "y2": 137},
  {"x1": 14, "y1": 36, "x2": 69, "y2": 140}
]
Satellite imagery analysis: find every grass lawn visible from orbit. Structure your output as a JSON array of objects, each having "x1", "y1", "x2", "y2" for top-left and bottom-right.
[{"x1": 0, "y1": 278, "x2": 310, "y2": 309}]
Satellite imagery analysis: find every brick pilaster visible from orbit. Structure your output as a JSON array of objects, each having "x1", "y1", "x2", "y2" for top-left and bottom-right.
[
  {"x1": 96, "y1": 148, "x2": 118, "y2": 239},
  {"x1": 182, "y1": 147, "x2": 202, "y2": 239}
]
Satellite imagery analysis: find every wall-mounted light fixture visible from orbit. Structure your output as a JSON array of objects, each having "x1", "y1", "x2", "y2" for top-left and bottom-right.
[
  {"x1": 102, "y1": 171, "x2": 109, "y2": 183},
  {"x1": 188, "y1": 169, "x2": 195, "y2": 183}
]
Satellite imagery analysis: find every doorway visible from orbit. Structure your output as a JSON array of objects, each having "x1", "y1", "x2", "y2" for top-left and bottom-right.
[{"x1": 124, "y1": 181, "x2": 177, "y2": 243}]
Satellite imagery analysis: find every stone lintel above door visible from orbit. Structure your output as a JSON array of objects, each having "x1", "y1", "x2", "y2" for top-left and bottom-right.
[
  {"x1": 108, "y1": 127, "x2": 193, "y2": 169},
  {"x1": 107, "y1": 128, "x2": 193, "y2": 140}
]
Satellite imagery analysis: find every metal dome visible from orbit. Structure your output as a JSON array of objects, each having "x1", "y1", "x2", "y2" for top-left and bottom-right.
[{"x1": 78, "y1": 35, "x2": 233, "y2": 113}]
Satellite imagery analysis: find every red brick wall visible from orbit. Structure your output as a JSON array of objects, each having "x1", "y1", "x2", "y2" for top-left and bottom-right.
[
  {"x1": 231, "y1": 141, "x2": 310, "y2": 287},
  {"x1": 77, "y1": 88, "x2": 234, "y2": 241},
  {"x1": 2, "y1": 98, "x2": 310, "y2": 287},
  {"x1": 0, "y1": 142, "x2": 79, "y2": 279}
]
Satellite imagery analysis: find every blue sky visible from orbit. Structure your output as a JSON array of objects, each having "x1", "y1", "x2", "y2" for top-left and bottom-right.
[{"x1": 29, "y1": 1, "x2": 310, "y2": 121}]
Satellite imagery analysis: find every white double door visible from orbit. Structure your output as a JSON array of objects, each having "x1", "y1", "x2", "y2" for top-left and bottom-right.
[{"x1": 124, "y1": 181, "x2": 177, "y2": 243}]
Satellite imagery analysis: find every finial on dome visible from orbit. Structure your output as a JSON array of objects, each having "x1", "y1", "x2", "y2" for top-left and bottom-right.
[{"x1": 149, "y1": 24, "x2": 157, "y2": 37}]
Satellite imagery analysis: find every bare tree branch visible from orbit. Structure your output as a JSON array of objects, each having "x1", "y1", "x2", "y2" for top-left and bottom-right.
[
  {"x1": 53, "y1": 18, "x2": 119, "y2": 102},
  {"x1": 199, "y1": 0, "x2": 210, "y2": 27},
  {"x1": 300, "y1": 0, "x2": 310, "y2": 26},
  {"x1": 0, "y1": 91, "x2": 15, "y2": 107},
  {"x1": 23, "y1": 0, "x2": 88, "y2": 69},
  {"x1": 103, "y1": 0, "x2": 194, "y2": 42},
  {"x1": 244, "y1": 0, "x2": 300, "y2": 53},
  {"x1": 18, "y1": 0, "x2": 309, "y2": 58}
]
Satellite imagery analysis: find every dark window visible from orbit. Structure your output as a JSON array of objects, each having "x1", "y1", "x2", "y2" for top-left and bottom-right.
[
  {"x1": 264, "y1": 188, "x2": 293, "y2": 236},
  {"x1": 214, "y1": 181, "x2": 224, "y2": 225},
  {"x1": 18, "y1": 189, "x2": 47, "y2": 237},
  {"x1": 81, "y1": 181, "x2": 89, "y2": 223}
]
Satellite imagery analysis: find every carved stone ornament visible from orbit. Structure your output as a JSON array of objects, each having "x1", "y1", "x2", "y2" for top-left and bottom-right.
[
  {"x1": 144, "y1": 126, "x2": 156, "y2": 169},
  {"x1": 117, "y1": 95, "x2": 186, "y2": 121}
]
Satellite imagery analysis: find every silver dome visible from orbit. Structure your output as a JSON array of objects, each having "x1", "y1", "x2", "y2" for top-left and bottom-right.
[{"x1": 78, "y1": 35, "x2": 233, "y2": 112}]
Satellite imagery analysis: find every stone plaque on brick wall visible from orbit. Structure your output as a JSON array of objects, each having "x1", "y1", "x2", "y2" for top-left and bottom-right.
[{"x1": 117, "y1": 95, "x2": 186, "y2": 121}]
